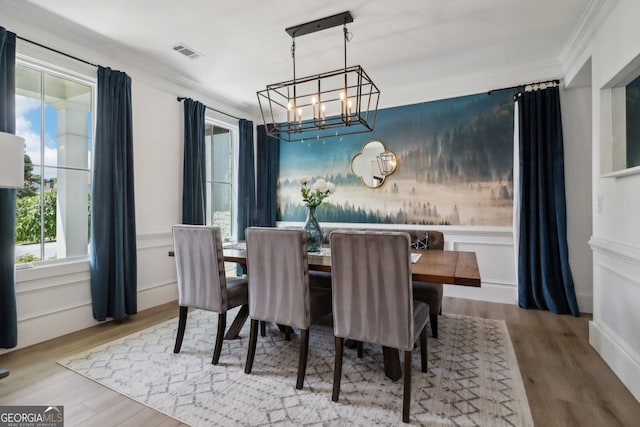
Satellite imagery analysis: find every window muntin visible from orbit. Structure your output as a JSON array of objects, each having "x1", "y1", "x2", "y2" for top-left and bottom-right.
[{"x1": 15, "y1": 61, "x2": 94, "y2": 264}]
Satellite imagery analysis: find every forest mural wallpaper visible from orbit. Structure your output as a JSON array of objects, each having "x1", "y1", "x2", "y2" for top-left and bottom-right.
[{"x1": 277, "y1": 90, "x2": 515, "y2": 226}]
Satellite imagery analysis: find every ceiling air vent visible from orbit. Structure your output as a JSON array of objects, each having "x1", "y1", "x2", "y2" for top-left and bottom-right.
[{"x1": 172, "y1": 43, "x2": 202, "y2": 59}]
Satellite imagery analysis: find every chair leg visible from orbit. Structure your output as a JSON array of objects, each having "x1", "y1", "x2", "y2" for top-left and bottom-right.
[
  {"x1": 403, "y1": 350, "x2": 412, "y2": 423},
  {"x1": 212, "y1": 313, "x2": 227, "y2": 365},
  {"x1": 357, "y1": 341, "x2": 363, "y2": 358},
  {"x1": 244, "y1": 319, "x2": 259, "y2": 374},
  {"x1": 260, "y1": 320, "x2": 266, "y2": 337},
  {"x1": 430, "y1": 313, "x2": 438, "y2": 338},
  {"x1": 420, "y1": 326, "x2": 428, "y2": 373},
  {"x1": 285, "y1": 326, "x2": 292, "y2": 341},
  {"x1": 332, "y1": 337, "x2": 344, "y2": 402},
  {"x1": 296, "y1": 329, "x2": 309, "y2": 390},
  {"x1": 174, "y1": 306, "x2": 188, "y2": 353}
]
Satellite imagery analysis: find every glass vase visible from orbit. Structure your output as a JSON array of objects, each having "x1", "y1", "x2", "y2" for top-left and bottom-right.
[{"x1": 303, "y1": 206, "x2": 323, "y2": 252}]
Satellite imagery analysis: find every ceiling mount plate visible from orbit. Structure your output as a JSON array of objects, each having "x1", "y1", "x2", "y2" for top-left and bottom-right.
[{"x1": 285, "y1": 11, "x2": 353, "y2": 38}]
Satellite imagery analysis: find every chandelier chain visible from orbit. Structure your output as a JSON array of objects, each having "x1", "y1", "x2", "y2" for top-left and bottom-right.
[{"x1": 291, "y1": 38, "x2": 296, "y2": 82}]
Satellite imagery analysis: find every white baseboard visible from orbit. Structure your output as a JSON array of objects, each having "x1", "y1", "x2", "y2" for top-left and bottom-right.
[{"x1": 589, "y1": 320, "x2": 640, "y2": 403}]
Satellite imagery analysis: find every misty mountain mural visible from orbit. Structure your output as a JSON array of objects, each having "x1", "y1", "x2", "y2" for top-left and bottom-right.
[{"x1": 278, "y1": 90, "x2": 515, "y2": 226}]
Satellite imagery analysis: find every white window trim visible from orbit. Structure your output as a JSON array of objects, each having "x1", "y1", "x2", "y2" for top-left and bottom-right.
[
  {"x1": 14, "y1": 54, "x2": 97, "y2": 268},
  {"x1": 205, "y1": 116, "x2": 239, "y2": 240}
]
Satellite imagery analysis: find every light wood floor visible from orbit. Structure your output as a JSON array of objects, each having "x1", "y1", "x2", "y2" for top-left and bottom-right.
[{"x1": 1, "y1": 297, "x2": 639, "y2": 426}]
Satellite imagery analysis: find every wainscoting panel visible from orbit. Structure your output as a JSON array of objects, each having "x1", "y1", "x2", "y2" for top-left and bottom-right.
[
  {"x1": 450, "y1": 241, "x2": 516, "y2": 286},
  {"x1": 5, "y1": 230, "x2": 179, "y2": 353},
  {"x1": 443, "y1": 228, "x2": 518, "y2": 305},
  {"x1": 589, "y1": 237, "x2": 640, "y2": 402}
]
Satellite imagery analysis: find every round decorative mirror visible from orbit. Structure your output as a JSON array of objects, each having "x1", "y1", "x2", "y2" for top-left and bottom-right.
[{"x1": 350, "y1": 140, "x2": 397, "y2": 188}]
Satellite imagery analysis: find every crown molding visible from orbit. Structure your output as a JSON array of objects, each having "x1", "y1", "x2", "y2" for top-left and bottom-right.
[{"x1": 559, "y1": 0, "x2": 619, "y2": 73}]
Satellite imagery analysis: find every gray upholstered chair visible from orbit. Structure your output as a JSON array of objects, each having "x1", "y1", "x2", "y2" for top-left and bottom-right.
[
  {"x1": 172, "y1": 225, "x2": 249, "y2": 365},
  {"x1": 411, "y1": 230, "x2": 445, "y2": 338},
  {"x1": 244, "y1": 227, "x2": 332, "y2": 390},
  {"x1": 329, "y1": 230, "x2": 429, "y2": 423}
]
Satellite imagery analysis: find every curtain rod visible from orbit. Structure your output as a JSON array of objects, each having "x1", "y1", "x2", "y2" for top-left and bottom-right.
[
  {"x1": 16, "y1": 35, "x2": 99, "y2": 68},
  {"x1": 487, "y1": 79, "x2": 560, "y2": 95},
  {"x1": 176, "y1": 97, "x2": 240, "y2": 120}
]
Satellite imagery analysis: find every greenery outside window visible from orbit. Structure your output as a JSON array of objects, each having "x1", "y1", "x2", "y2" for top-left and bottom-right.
[{"x1": 15, "y1": 61, "x2": 94, "y2": 264}]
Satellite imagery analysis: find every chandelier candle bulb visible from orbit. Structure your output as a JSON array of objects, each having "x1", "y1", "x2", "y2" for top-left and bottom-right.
[{"x1": 312, "y1": 96, "x2": 317, "y2": 121}]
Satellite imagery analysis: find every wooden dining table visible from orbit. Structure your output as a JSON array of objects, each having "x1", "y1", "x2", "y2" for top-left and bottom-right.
[{"x1": 170, "y1": 244, "x2": 481, "y2": 381}]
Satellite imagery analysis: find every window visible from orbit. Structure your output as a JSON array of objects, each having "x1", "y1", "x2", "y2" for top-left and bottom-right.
[
  {"x1": 204, "y1": 120, "x2": 235, "y2": 240},
  {"x1": 15, "y1": 61, "x2": 94, "y2": 264}
]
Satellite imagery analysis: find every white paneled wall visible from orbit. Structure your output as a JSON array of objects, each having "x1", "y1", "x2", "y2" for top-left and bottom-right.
[
  {"x1": 589, "y1": 238, "x2": 640, "y2": 402},
  {"x1": 8, "y1": 231, "x2": 178, "y2": 352},
  {"x1": 15, "y1": 261, "x2": 92, "y2": 349},
  {"x1": 444, "y1": 228, "x2": 517, "y2": 304}
]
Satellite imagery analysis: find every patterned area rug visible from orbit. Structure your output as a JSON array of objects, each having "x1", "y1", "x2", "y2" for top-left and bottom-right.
[{"x1": 58, "y1": 309, "x2": 533, "y2": 426}]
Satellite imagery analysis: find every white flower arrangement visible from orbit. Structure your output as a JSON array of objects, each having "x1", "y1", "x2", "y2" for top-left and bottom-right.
[{"x1": 299, "y1": 176, "x2": 336, "y2": 208}]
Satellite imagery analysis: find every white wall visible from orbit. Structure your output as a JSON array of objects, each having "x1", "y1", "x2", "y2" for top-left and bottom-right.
[
  {"x1": 561, "y1": 85, "x2": 594, "y2": 313},
  {"x1": 565, "y1": 0, "x2": 640, "y2": 403}
]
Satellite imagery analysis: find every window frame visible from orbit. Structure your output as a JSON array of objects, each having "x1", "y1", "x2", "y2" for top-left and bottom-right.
[
  {"x1": 204, "y1": 117, "x2": 239, "y2": 241},
  {"x1": 14, "y1": 55, "x2": 97, "y2": 268},
  {"x1": 599, "y1": 50, "x2": 640, "y2": 178}
]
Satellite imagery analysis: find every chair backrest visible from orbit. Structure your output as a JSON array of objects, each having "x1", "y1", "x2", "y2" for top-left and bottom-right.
[
  {"x1": 330, "y1": 230, "x2": 415, "y2": 351},
  {"x1": 424, "y1": 230, "x2": 444, "y2": 250},
  {"x1": 322, "y1": 227, "x2": 444, "y2": 250},
  {"x1": 245, "y1": 227, "x2": 310, "y2": 329},
  {"x1": 172, "y1": 225, "x2": 228, "y2": 313}
]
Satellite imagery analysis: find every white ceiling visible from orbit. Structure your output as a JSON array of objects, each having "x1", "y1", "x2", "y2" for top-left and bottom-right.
[{"x1": 13, "y1": 0, "x2": 593, "y2": 112}]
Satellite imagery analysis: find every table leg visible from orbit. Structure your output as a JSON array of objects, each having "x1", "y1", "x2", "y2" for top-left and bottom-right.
[
  {"x1": 276, "y1": 324, "x2": 295, "y2": 339},
  {"x1": 345, "y1": 339, "x2": 358, "y2": 349},
  {"x1": 382, "y1": 346, "x2": 402, "y2": 381},
  {"x1": 224, "y1": 304, "x2": 249, "y2": 339}
]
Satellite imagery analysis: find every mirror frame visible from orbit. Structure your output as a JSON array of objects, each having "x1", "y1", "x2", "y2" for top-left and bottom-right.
[{"x1": 350, "y1": 140, "x2": 398, "y2": 188}]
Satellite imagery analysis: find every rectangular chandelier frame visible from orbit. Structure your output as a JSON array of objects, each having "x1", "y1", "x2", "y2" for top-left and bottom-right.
[
  {"x1": 258, "y1": 65, "x2": 379, "y2": 142},
  {"x1": 257, "y1": 11, "x2": 380, "y2": 142}
]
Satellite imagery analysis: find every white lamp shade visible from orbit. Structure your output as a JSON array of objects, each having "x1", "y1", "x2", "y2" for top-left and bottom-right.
[{"x1": 0, "y1": 131, "x2": 25, "y2": 189}]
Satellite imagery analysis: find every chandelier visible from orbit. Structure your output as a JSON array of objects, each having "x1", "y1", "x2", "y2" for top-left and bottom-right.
[{"x1": 257, "y1": 11, "x2": 380, "y2": 142}]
